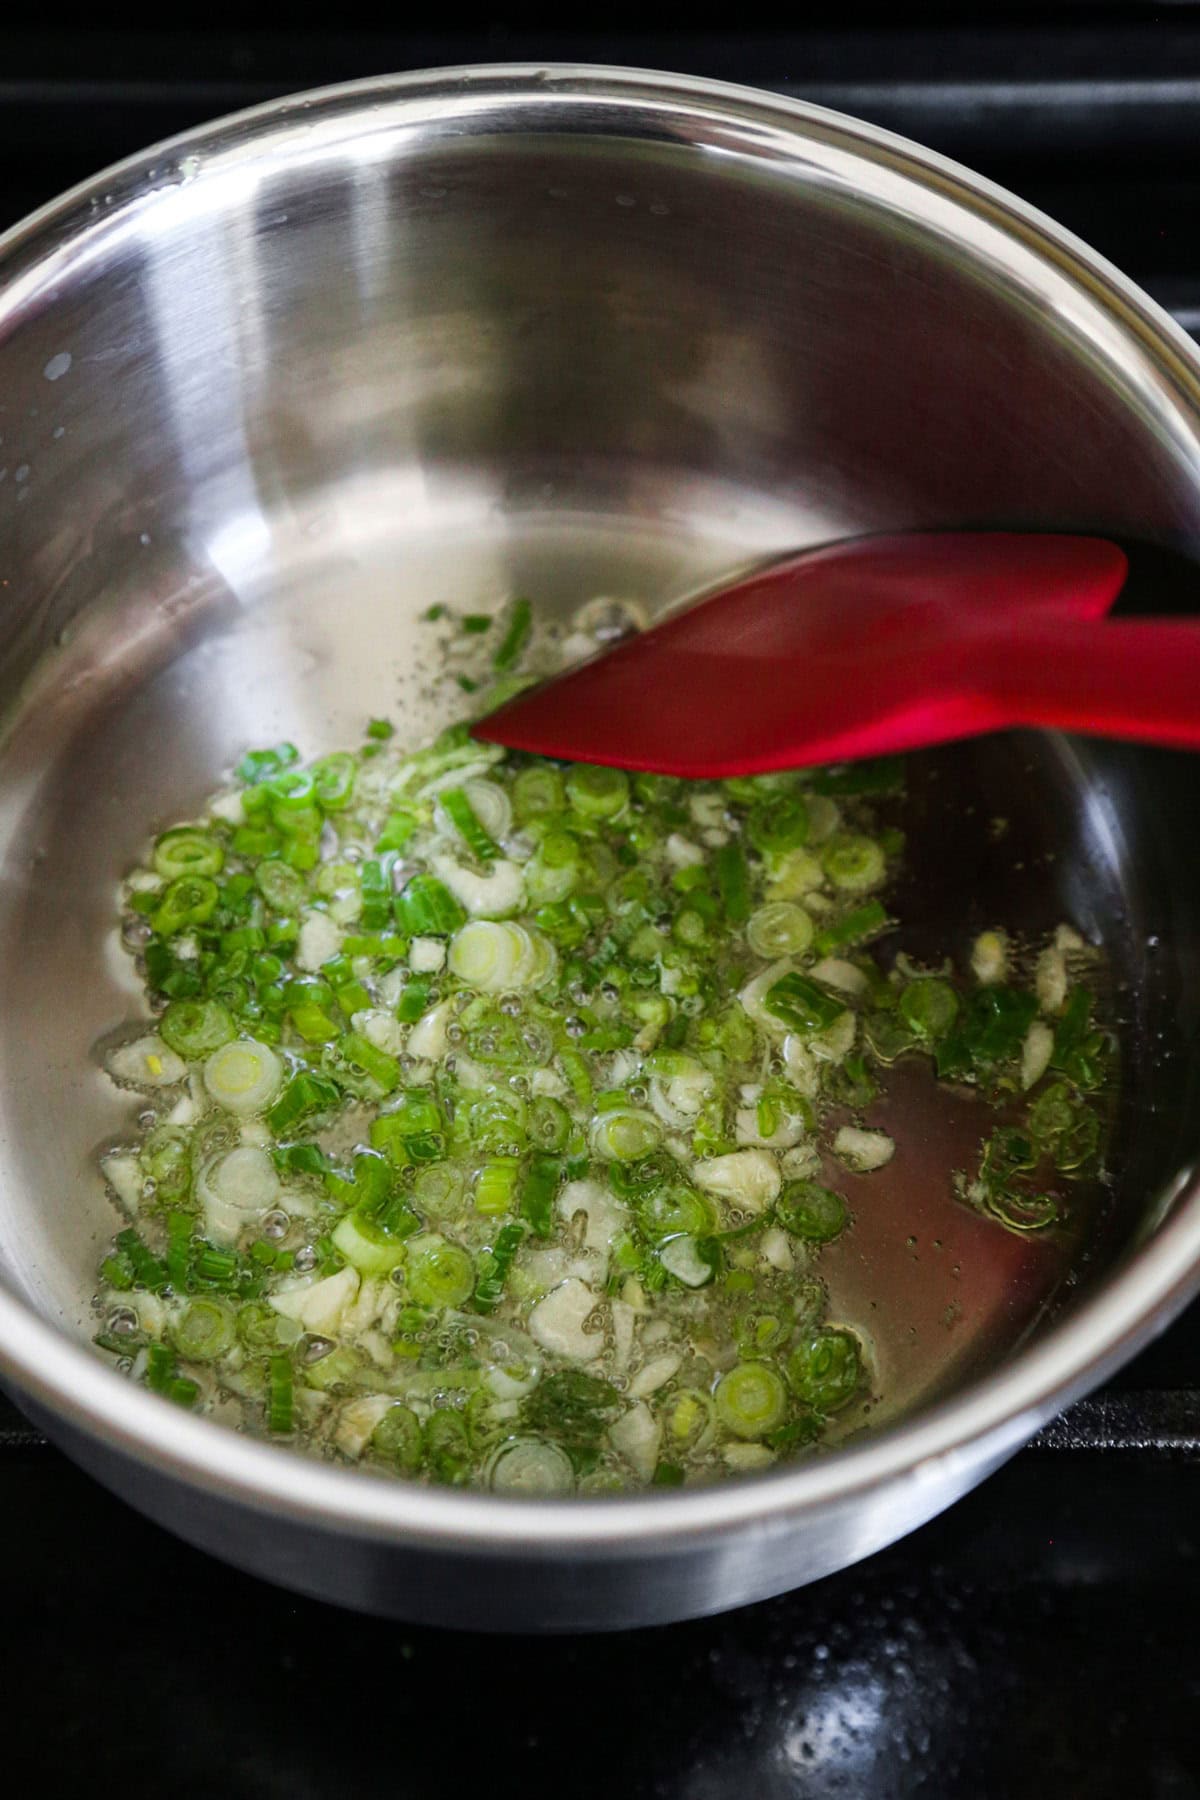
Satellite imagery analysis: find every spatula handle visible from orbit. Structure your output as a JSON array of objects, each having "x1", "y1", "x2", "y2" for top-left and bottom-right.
[{"x1": 994, "y1": 618, "x2": 1200, "y2": 749}]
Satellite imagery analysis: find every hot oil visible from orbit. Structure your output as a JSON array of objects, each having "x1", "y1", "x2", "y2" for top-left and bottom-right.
[{"x1": 0, "y1": 504, "x2": 1133, "y2": 1464}]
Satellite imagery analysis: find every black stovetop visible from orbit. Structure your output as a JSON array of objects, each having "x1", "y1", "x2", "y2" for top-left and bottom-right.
[{"x1": 2, "y1": 16, "x2": 1199, "y2": 1795}]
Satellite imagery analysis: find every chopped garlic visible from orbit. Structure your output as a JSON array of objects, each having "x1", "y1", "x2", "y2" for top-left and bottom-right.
[
  {"x1": 409, "y1": 936, "x2": 446, "y2": 973},
  {"x1": 431, "y1": 853, "x2": 523, "y2": 918},
  {"x1": 833, "y1": 1126, "x2": 895, "y2": 1173},
  {"x1": 629, "y1": 1351, "x2": 683, "y2": 1399},
  {"x1": 528, "y1": 1278, "x2": 603, "y2": 1361},
  {"x1": 334, "y1": 1394, "x2": 394, "y2": 1459},
  {"x1": 296, "y1": 909, "x2": 343, "y2": 973},
  {"x1": 100, "y1": 1153, "x2": 144, "y2": 1210},
  {"x1": 353, "y1": 1008, "x2": 406, "y2": 1057},
  {"x1": 759, "y1": 1226, "x2": 795, "y2": 1272},
  {"x1": 811, "y1": 1010, "x2": 857, "y2": 1065},
  {"x1": 723, "y1": 1442, "x2": 776, "y2": 1472},
  {"x1": 405, "y1": 999, "x2": 453, "y2": 1061},
  {"x1": 609, "y1": 1401, "x2": 662, "y2": 1481},
  {"x1": 207, "y1": 790, "x2": 246, "y2": 826},
  {"x1": 270, "y1": 1265, "x2": 361, "y2": 1336},
  {"x1": 766, "y1": 848, "x2": 825, "y2": 899},
  {"x1": 1021, "y1": 1020, "x2": 1055, "y2": 1090},
  {"x1": 665, "y1": 833, "x2": 705, "y2": 868},
  {"x1": 1035, "y1": 945, "x2": 1068, "y2": 1016},
  {"x1": 610, "y1": 1299, "x2": 637, "y2": 1373},
  {"x1": 693, "y1": 1148, "x2": 781, "y2": 1212},
  {"x1": 809, "y1": 957, "x2": 869, "y2": 998},
  {"x1": 106, "y1": 1035, "x2": 187, "y2": 1090},
  {"x1": 971, "y1": 929, "x2": 1008, "y2": 986}
]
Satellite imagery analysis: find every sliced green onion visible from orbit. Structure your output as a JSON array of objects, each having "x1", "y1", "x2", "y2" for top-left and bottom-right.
[
  {"x1": 324, "y1": 1148, "x2": 392, "y2": 1216},
  {"x1": 983, "y1": 1189, "x2": 1060, "y2": 1232},
  {"x1": 474, "y1": 1221, "x2": 526, "y2": 1312},
  {"x1": 786, "y1": 1329, "x2": 863, "y2": 1413},
  {"x1": 396, "y1": 977, "x2": 433, "y2": 1023},
  {"x1": 370, "y1": 1405, "x2": 423, "y2": 1470},
  {"x1": 713, "y1": 841, "x2": 751, "y2": 924},
  {"x1": 557, "y1": 1045, "x2": 593, "y2": 1109},
  {"x1": 375, "y1": 807, "x2": 421, "y2": 853},
  {"x1": 812, "y1": 899, "x2": 890, "y2": 957},
  {"x1": 331, "y1": 1208, "x2": 408, "y2": 1274},
  {"x1": 636, "y1": 1183, "x2": 713, "y2": 1240},
  {"x1": 266, "y1": 1069, "x2": 341, "y2": 1133},
  {"x1": 520, "y1": 1154, "x2": 564, "y2": 1237},
  {"x1": 237, "y1": 1301, "x2": 281, "y2": 1351},
  {"x1": 371, "y1": 1092, "x2": 445, "y2": 1165},
  {"x1": 566, "y1": 764, "x2": 629, "y2": 820},
  {"x1": 777, "y1": 1180, "x2": 848, "y2": 1243},
  {"x1": 591, "y1": 1110, "x2": 662, "y2": 1163},
  {"x1": 237, "y1": 743, "x2": 299, "y2": 786},
  {"x1": 100, "y1": 1252, "x2": 135, "y2": 1292},
  {"x1": 406, "y1": 1236, "x2": 475, "y2": 1308},
  {"x1": 113, "y1": 1228, "x2": 167, "y2": 1292},
  {"x1": 475, "y1": 1158, "x2": 520, "y2": 1216},
  {"x1": 962, "y1": 985, "x2": 1039, "y2": 1067},
  {"x1": 448, "y1": 920, "x2": 550, "y2": 993},
  {"x1": 153, "y1": 828, "x2": 224, "y2": 880},
  {"x1": 747, "y1": 901, "x2": 814, "y2": 958},
  {"x1": 529, "y1": 1095, "x2": 572, "y2": 1151},
  {"x1": 865, "y1": 1011, "x2": 920, "y2": 1065},
  {"x1": 462, "y1": 778, "x2": 513, "y2": 843},
  {"x1": 204, "y1": 1037, "x2": 283, "y2": 1116},
  {"x1": 267, "y1": 1353, "x2": 294, "y2": 1433},
  {"x1": 462, "y1": 1088, "x2": 528, "y2": 1154},
  {"x1": 146, "y1": 1342, "x2": 199, "y2": 1409},
  {"x1": 488, "y1": 1437, "x2": 574, "y2": 1495},
  {"x1": 256, "y1": 859, "x2": 309, "y2": 915},
  {"x1": 747, "y1": 795, "x2": 809, "y2": 855},
  {"x1": 327, "y1": 1030, "x2": 401, "y2": 1097},
  {"x1": 440, "y1": 786, "x2": 500, "y2": 863},
  {"x1": 492, "y1": 596, "x2": 532, "y2": 670},
  {"x1": 310, "y1": 752, "x2": 357, "y2": 811},
  {"x1": 525, "y1": 832, "x2": 580, "y2": 906},
  {"x1": 274, "y1": 1142, "x2": 327, "y2": 1178},
  {"x1": 173, "y1": 1299, "x2": 236, "y2": 1361},
  {"x1": 823, "y1": 835, "x2": 887, "y2": 893},
  {"x1": 159, "y1": 998, "x2": 236, "y2": 1060},
  {"x1": 266, "y1": 768, "x2": 316, "y2": 815},
  {"x1": 662, "y1": 1388, "x2": 715, "y2": 1453},
  {"x1": 424, "y1": 1408, "x2": 472, "y2": 1484},
  {"x1": 413, "y1": 1163, "x2": 465, "y2": 1219},
  {"x1": 898, "y1": 978, "x2": 960, "y2": 1042},
  {"x1": 152, "y1": 875, "x2": 219, "y2": 936},
  {"x1": 763, "y1": 972, "x2": 844, "y2": 1033},
  {"x1": 198, "y1": 1145, "x2": 281, "y2": 1242},
  {"x1": 512, "y1": 765, "x2": 564, "y2": 822},
  {"x1": 395, "y1": 875, "x2": 467, "y2": 937},
  {"x1": 714, "y1": 1361, "x2": 788, "y2": 1439}
]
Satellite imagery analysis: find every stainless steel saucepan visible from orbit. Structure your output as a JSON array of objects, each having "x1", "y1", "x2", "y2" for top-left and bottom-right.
[{"x1": 0, "y1": 66, "x2": 1197, "y2": 1631}]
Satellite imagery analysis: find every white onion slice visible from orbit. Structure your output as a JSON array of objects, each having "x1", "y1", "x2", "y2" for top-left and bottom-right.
[
  {"x1": 198, "y1": 1145, "x2": 281, "y2": 1243},
  {"x1": 204, "y1": 1038, "x2": 283, "y2": 1116}
]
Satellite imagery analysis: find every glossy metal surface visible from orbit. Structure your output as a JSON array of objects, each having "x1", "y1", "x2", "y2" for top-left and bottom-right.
[{"x1": 0, "y1": 66, "x2": 1198, "y2": 1630}]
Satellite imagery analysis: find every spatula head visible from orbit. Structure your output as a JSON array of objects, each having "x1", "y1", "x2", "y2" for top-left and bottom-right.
[{"x1": 472, "y1": 532, "x2": 1128, "y2": 777}]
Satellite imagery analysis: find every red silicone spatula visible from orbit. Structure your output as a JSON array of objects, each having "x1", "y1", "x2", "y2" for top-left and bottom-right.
[{"x1": 472, "y1": 532, "x2": 1200, "y2": 777}]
